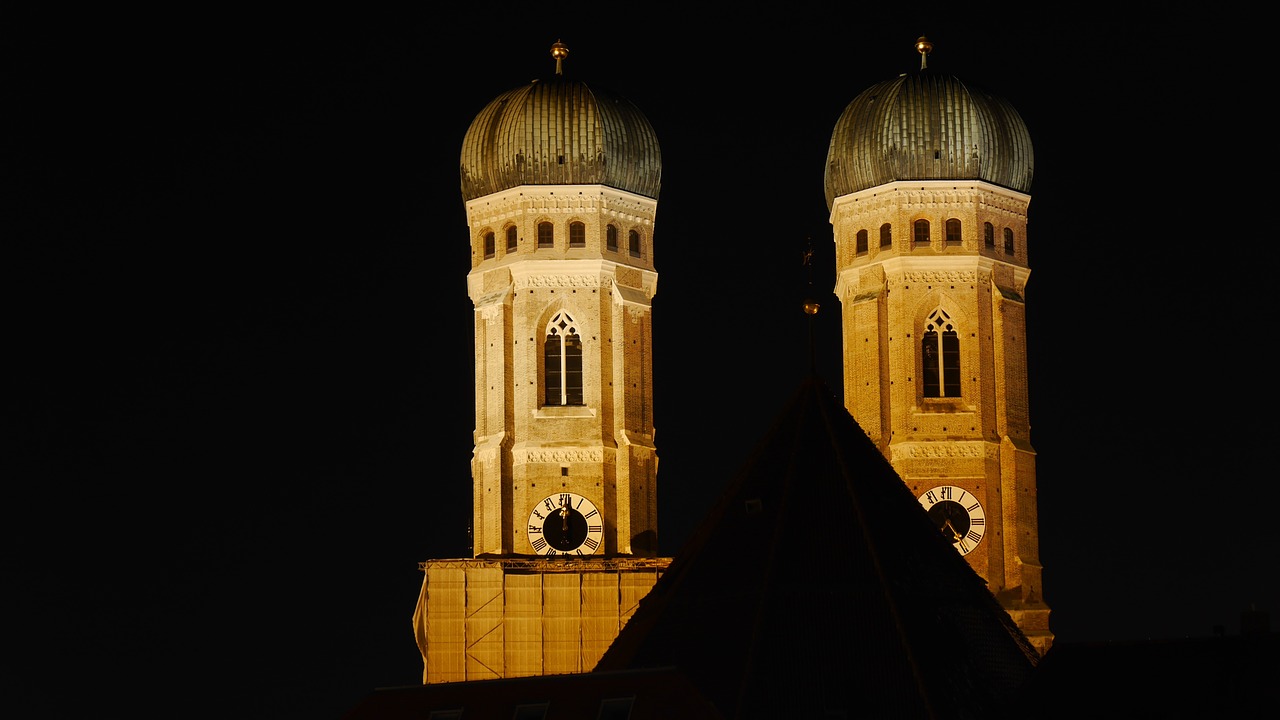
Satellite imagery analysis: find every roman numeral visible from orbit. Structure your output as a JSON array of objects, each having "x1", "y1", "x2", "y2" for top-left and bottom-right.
[
  {"x1": 588, "y1": 525, "x2": 602, "y2": 533},
  {"x1": 970, "y1": 517, "x2": 985, "y2": 526},
  {"x1": 939, "y1": 486, "x2": 952, "y2": 499},
  {"x1": 966, "y1": 501, "x2": 980, "y2": 513},
  {"x1": 957, "y1": 538, "x2": 970, "y2": 553},
  {"x1": 583, "y1": 537, "x2": 599, "y2": 550},
  {"x1": 924, "y1": 491, "x2": 938, "y2": 504},
  {"x1": 528, "y1": 525, "x2": 542, "y2": 534},
  {"x1": 543, "y1": 498, "x2": 555, "y2": 512},
  {"x1": 531, "y1": 537, "x2": 547, "y2": 552},
  {"x1": 584, "y1": 509, "x2": 598, "y2": 519},
  {"x1": 966, "y1": 530, "x2": 982, "y2": 544},
  {"x1": 560, "y1": 493, "x2": 572, "y2": 507}
]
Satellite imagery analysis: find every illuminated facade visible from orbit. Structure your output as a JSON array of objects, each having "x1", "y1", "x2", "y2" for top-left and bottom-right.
[
  {"x1": 413, "y1": 43, "x2": 671, "y2": 684},
  {"x1": 824, "y1": 39, "x2": 1053, "y2": 653}
]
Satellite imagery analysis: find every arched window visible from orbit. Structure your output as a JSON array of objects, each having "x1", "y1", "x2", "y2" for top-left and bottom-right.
[
  {"x1": 945, "y1": 219, "x2": 962, "y2": 246},
  {"x1": 922, "y1": 308, "x2": 961, "y2": 398},
  {"x1": 544, "y1": 311, "x2": 583, "y2": 406},
  {"x1": 880, "y1": 223, "x2": 892, "y2": 248},
  {"x1": 855, "y1": 229, "x2": 868, "y2": 256},
  {"x1": 569, "y1": 221, "x2": 586, "y2": 248},
  {"x1": 984, "y1": 222, "x2": 995, "y2": 248},
  {"x1": 506, "y1": 226, "x2": 518, "y2": 252},
  {"x1": 606, "y1": 225, "x2": 619, "y2": 252},
  {"x1": 913, "y1": 219, "x2": 930, "y2": 249},
  {"x1": 483, "y1": 231, "x2": 495, "y2": 259},
  {"x1": 628, "y1": 230, "x2": 642, "y2": 258},
  {"x1": 538, "y1": 222, "x2": 554, "y2": 249},
  {"x1": 1003, "y1": 228, "x2": 1015, "y2": 255}
]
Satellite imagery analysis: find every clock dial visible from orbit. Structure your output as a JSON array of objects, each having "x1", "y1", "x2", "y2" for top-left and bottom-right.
[
  {"x1": 917, "y1": 485, "x2": 986, "y2": 555},
  {"x1": 526, "y1": 492, "x2": 603, "y2": 556}
]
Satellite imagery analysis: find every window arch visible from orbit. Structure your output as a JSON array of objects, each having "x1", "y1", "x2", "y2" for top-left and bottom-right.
[
  {"x1": 913, "y1": 219, "x2": 930, "y2": 249},
  {"x1": 506, "y1": 225, "x2": 518, "y2": 252},
  {"x1": 855, "y1": 229, "x2": 868, "y2": 256},
  {"x1": 945, "y1": 218, "x2": 962, "y2": 246},
  {"x1": 1003, "y1": 227, "x2": 1015, "y2": 255},
  {"x1": 628, "y1": 229, "x2": 642, "y2": 258},
  {"x1": 483, "y1": 231, "x2": 495, "y2": 259},
  {"x1": 922, "y1": 308, "x2": 961, "y2": 398},
  {"x1": 537, "y1": 221, "x2": 554, "y2": 249},
  {"x1": 984, "y1": 222, "x2": 995, "y2": 249},
  {"x1": 606, "y1": 224, "x2": 619, "y2": 252},
  {"x1": 544, "y1": 311, "x2": 584, "y2": 406},
  {"x1": 569, "y1": 221, "x2": 586, "y2": 248},
  {"x1": 880, "y1": 223, "x2": 892, "y2": 248}
]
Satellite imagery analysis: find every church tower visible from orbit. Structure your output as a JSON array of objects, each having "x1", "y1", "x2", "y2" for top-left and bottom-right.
[
  {"x1": 823, "y1": 38, "x2": 1052, "y2": 653},
  {"x1": 413, "y1": 42, "x2": 671, "y2": 684}
]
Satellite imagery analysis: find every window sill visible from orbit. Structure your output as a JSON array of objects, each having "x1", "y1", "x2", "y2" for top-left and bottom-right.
[{"x1": 536, "y1": 405, "x2": 596, "y2": 419}]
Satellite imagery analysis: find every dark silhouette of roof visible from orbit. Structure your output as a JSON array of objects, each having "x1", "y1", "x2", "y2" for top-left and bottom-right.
[
  {"x1": 594, "y1": 370, "x2": 1039, "y2": 717},
  {"x1": 344, "y1": 370, "x2": 1041, "y2": 718}
]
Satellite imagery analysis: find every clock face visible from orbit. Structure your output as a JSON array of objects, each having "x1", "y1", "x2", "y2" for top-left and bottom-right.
[
  {"x1": 526, "y1": 492, "x2": 603, "y2": 555},
  {"x1": 917, "y1": 485, "x2": 986, "y2": 556}
]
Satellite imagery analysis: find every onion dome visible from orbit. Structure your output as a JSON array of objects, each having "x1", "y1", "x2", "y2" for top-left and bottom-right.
[
  {"x1": 460, "y1": 40, "x2": 662, "y2": 202},
  {"x1": 824, "y1": 37, "x2": 1033, "y2": 211}
]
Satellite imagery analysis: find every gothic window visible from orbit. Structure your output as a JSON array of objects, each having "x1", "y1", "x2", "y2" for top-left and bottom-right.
[
  {"x1": 569, "y1": 221, "x2": 586, "y2": 248},
  {"x1": 880, "y1": 223, "x2": 892, "y2": 248},
  {"x1": 483, "y1": 231, "x2": 495, "y2": 259},
  {"x1": 628, "y1": 229, "x2": 641, "y2": 258},
  {"x1": 945, "y1": 218, "x2": 962, "y2": 246},
  {"x1": 922, "y1": 308, "x2": 961, "y2": 398},
  {"x1": 855, "y1": 229, "x2": 868, "y2": 256},
  {"x1": 1003, "y1": 227, "x2": 1015, "y2": 255},
  {"x1": 506, "y1": 225, "x2": 518, "y2": 252},
  {"x1": 544, "y1": 311, "x2": 584, "y2": 406},
  {"x1": 913, "y1": 219, "x2": 930, "y2": 249},
  {"x1": 538, "y1": 221, "x2": 554, "y2": 249},
  {"x1": 984, "y1": 222, "x2": 995, "y2": 249},
  {"x1": 606, "y1": 224, "x2": 619, "y2": 252}
]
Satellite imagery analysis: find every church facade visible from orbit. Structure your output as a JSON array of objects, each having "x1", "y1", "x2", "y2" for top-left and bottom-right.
[
  {"x1": 413, "y1": 42, "x2": 672, "y2": 684},
  {"x1": 412, "y1": 37, "x2": 1051, "y2": 685},
  {"x1": 824, "y1": 39, "x2": 1052, "y2": 654}
]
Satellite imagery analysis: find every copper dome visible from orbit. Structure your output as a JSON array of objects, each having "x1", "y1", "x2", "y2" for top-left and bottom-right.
[
  {"x1": 824, "y1": 71, "x2": 1033, "y2": 210},
  {"x1": 459, "y1": 47, "x2": 661, "y2": 202}
]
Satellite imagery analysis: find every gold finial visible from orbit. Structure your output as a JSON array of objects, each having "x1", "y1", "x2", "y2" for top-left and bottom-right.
[
  {"x1": 551, "y1": 40, "x2": 568, "y2": 75},
  {"x1": 915, "y1": 36, "x2": 932, "y2": 70}
]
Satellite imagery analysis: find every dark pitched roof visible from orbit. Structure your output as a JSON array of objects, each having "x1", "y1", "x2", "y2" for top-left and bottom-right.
[
  {"x1": 342, "y1": 667, "x2": 721, "y2": 720},
  {"x1": 595, "y1": 371, "x2": 1040, "y2": 718}
]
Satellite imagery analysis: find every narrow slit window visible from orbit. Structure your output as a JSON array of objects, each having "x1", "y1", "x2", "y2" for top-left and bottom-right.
[
  {"x1": 984, "y1": 222, "x2": 995, "y2": 248},
  {"x1": 538, "y1": 221, "x2": 554, "y2": 249},
  {"x1": 855, "y1": 229, "x2": 868, "y2": 255},
  {"x1": 506, "y1": 225, "x2": 518, "y2": 252},
  {"x1": 606, "y1": 224, "x2": 618, "y2": 252},
  {"x1": 569, "y1": 221, "x2": 585, "y2": 248},
  {"x1": 483, "y1": 231, "x2": 495, "y2": 259},
  {"x1": 1003, "y1": 227, "x2": 1015, "y2": 255},
  {"x1": 880, "y1": 223, "x2": 892, "y2": 248},
  {"x1": 628, "y1": 229, "x2": 642, "y2": 258}
]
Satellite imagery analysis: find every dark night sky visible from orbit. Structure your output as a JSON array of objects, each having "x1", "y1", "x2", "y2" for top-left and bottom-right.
[{"x1": 8, "y1": 8, "x2": 1261, "y2": 719}]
